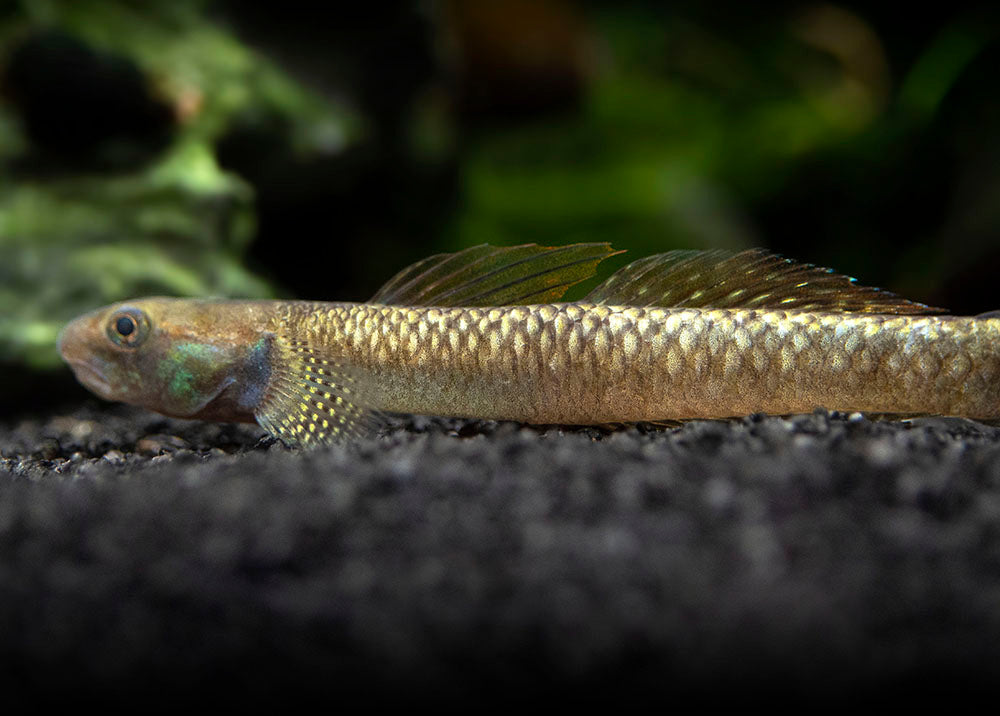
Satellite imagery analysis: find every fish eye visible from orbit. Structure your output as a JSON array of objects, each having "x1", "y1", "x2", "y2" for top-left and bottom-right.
[
  {"x1": 116, "y1": 316, "x2": 135, "y2": 336},
  {"x1": 106, "y1": 307, "x2": 149, "y2": 348}
]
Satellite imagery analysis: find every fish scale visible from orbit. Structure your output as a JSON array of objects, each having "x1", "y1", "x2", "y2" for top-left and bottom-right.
[{"x1": 263, "y1": 301, "x2": 1000, "y2": 424}]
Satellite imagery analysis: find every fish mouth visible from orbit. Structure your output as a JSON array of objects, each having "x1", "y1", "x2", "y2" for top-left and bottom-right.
[
  {"x1": 64, "y1": 358, "x2": 114, "y2": 400},
  {"x1": 58, "y1": 314, "x2": 116, "y2": 400}
]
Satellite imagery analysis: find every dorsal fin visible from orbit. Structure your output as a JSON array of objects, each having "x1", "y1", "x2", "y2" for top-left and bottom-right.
[
  {"x1": 585, "y1": 248, "x2": 946, "y2": 314},
  {"x1": 977, "y1": 310, "x2": 1000, "y2": 319},
  {"x1": 368, "y1": 243, "x2": 622, "y2": 307}
]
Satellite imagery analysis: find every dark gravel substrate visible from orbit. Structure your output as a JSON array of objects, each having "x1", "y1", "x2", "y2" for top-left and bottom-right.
[{"x1": 3, "y1": 405, "x2": 1000, "y2": 706}]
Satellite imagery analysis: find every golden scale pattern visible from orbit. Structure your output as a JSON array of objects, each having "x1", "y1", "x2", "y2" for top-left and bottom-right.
[{"x1": 269, "y1": 301, "x2": 1000, "y2": 426}]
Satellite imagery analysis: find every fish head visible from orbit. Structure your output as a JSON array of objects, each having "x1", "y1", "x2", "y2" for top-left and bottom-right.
[{"x1": 58, "y1": 298, "x2": 266, "y2": 421}]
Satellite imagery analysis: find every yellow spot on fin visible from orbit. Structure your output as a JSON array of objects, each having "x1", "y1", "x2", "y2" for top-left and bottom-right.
[
  {"x1": 255, "y1": 336, "x2": 382, "y2": 447},
  {"x1": 585, "y1": 249, "x2": 946, "y2": 314},
  {"x1": 368, "y1": 242, "x2": 622, "y2": 307}
]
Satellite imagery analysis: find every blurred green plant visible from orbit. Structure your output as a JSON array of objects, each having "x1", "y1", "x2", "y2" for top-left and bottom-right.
[
  {"x1": 447, "y1": 3, "x2": 997, "y2": 305},
  {"x1": 451, "y1": 5, "x2": 890, "y2": 255},
  {"x1": 0, "y1": 0, "x2": 357, "y2": 369}
]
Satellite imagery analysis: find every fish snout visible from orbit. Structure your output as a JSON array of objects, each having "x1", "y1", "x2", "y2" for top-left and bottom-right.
[
  {"x1": 58, "y1": 312, "x2": 115, "y2": 399},
  {"x1": 57, "y1": 314, "x2": 91, "y2": 364},
  {"x1": 56, "y1": 321, "x2": 73, "y2": 362}
]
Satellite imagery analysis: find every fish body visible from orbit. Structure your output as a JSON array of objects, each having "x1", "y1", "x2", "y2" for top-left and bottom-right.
[
  {"x1": 300, "y1": 302, "x2": 1000, "y2": 423},
  {"x1": 58, "y1": 244, "x2": 1000, "y2": 445}
]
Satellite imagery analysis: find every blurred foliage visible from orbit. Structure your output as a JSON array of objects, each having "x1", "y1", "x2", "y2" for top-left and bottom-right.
[
  {"x1": 446, "y1": 2, "x2": 1000, "y2": 301},
  {"x1": 0, "y1": 0, "x2": 356, "y2": 369},
  {"x1": 0, "y1": 0, "x2": 999, "y2": 393}
]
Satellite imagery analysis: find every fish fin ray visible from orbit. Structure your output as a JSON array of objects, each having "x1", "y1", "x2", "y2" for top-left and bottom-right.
[
  {"x1": 255, "y1": 335, "x2": 383, "y2": 447},
  {"x1": 585, "y1": 248, "x2": 947, "y2": 314},
  {"x1": 976, "y1": 310, "x2": 1000, "y2": 319},
  {"x1": 368, "y1": 243, "x2": 623, "y2": 307}
]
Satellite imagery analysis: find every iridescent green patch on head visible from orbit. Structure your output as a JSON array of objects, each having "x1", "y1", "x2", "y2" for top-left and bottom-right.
[{"x1": 156, "y1": 341, "x2": 231, "y2": 415}]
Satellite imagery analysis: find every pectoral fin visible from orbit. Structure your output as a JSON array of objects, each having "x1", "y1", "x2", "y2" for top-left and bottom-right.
[{"x1": 255, "y1": 335, "x2": 382, "y2": 447}]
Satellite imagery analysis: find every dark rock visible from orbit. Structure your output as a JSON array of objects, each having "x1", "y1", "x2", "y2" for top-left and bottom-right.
[
  {"x1": 135, "y1": 434, "x2": 190, "y2": 456},
  {"x1": 101, "y1": 449, "x2": 126, "y2": 465}
]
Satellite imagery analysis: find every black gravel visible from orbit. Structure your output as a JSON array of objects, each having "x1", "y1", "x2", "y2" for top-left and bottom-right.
[{"x1": 3, "y1": 405, "x2": 1000, "y2": 706}]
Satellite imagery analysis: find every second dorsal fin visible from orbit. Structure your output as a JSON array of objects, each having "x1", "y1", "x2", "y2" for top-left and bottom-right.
[
  {"x1": 368, "y1": 243, "x2": 622, "y2": 307},
  {"x1": 585, "y1": 248, "x2": 946, "y2": 314}
]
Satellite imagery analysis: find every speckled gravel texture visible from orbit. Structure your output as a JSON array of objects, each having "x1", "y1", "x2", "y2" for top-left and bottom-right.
[{"x1": 3, "y1": 405, "x2": 1000, "y2": 705}]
